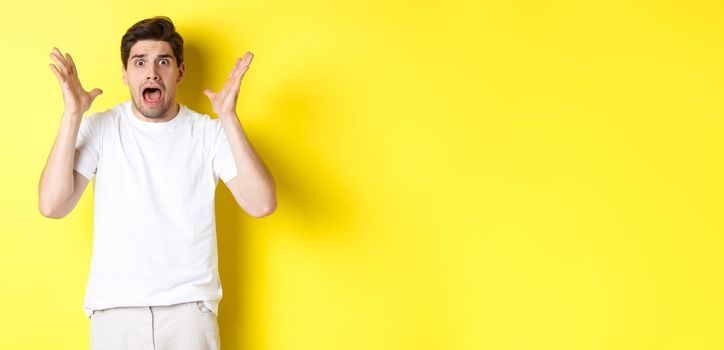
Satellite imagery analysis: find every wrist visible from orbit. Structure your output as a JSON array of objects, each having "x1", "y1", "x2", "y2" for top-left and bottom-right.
[
  {"x1": 218, "y1": 112, "x2": 238, "y2": 120},
  {"x1": 62, "y1": 109, "x2": 83, "y2": 121}
]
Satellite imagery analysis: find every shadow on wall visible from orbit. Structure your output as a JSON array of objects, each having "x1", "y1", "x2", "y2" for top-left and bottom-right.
[
  {"x1": 176, "y1": 41, "x2": 213, "y2": 117},
  {"x1": 177, "y1": 25, "x2": 358, "y2": 349},
  {"x1": 177, "y1": 28, "x2": 254, "y2": 349}
]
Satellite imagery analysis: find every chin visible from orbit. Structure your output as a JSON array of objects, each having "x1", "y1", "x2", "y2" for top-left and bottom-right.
[
  {"x1": 133, "y1": 97, "x2": 171, "y2": 119},
  {"x1": 141, "y1": 109, "x2": 167, "y2": 119}
]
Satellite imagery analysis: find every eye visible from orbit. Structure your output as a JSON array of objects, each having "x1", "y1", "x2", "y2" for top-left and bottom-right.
[
  {"x1": 135, "y1": 60, "x2": 144, "y2": 66},
  {"x1": 159, "y1": 59, "x2": 169, "y2": 65}
]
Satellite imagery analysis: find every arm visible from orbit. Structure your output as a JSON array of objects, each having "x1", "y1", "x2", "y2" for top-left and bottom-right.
[
  {"x1": 38, "y1": 48, "x2": 102, "y2": 219},
  {"x1": 204, "y1": 52, "x2": 277, "y2": 218},
  {"x1": 219, "y1": 114, "x2": 277, "y2": 218}
]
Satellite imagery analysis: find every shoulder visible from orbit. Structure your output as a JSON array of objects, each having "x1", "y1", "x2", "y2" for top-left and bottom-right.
[
  {"x1": 182, "y1": 105, "x2": 224, "y2": 133},
  {"x1": 80, "y1": 103, "x2": 123, "y2": 131}
]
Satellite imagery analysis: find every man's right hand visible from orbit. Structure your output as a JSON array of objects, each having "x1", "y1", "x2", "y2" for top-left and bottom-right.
[{"x1": 49, "y1": 47, "x2": 102, "y2": 116}]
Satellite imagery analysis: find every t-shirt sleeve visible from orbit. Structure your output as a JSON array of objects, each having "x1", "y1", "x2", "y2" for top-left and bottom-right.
[
  {"x1": 211, "y1": 121, "x2": 238, "y2": 184},
  {"x1": 73, "y1": 115, "x2": 101, "y2": 180}
]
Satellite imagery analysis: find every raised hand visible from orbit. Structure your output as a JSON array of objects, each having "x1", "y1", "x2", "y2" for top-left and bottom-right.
[
  {"x1": 49, "y1": 47, "x2": 103, "y2": 116},
  {"x1": 203, "y1": 52, "x2": 254, "y2": 117}
]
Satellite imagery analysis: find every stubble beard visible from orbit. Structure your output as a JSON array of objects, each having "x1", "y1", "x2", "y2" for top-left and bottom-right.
[{"x1": 132, "y1": 94, "x2": 173, "y2": 119}]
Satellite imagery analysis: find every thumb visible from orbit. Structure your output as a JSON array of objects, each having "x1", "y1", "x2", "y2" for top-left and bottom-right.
[
  {"x1": 203, "y1": 89, "x2": 215, "y2": 99},
  {"x1": 89, "y1": 88, "x2": 103, "y2": 100}
]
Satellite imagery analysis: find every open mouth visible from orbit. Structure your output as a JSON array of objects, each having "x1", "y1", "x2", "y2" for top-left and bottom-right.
[{"x1": 142, "y1": 87, "x2": 163, "y2": 106}]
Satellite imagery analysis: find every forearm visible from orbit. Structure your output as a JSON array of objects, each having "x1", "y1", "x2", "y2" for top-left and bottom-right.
[
  {"x1": 38, "y1": 111, "x2": 82, "y2": 216},
  {"x1": 219, "y1": 114, "x2": 277, "y2": 213}
]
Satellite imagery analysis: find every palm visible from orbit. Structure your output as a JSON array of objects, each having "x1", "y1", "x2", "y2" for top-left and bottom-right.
[
  {"x1": 204, "y1": 52, "x2": 253, "y2": 116},
  {"x1": 59, "y1": 75, "x2": 95, "y2": 113}
]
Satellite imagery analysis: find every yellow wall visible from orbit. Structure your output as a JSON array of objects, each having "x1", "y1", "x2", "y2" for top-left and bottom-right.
[{"x1": 1, "y1": 0, "x2": 723, "y2": 349}]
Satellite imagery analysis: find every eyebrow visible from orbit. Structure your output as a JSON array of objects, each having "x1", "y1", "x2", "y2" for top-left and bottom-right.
[{"x1": 131, "y1": 54, "x2": 174, "y2": 60}]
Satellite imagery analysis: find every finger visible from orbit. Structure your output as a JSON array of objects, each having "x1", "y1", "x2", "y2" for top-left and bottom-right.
[
  {"x1": 239, "y1": 59, "x2": 251, "y2": 75},
  {"x1": 225, "y1": 58, "x2": 242, "y2": 90},
  {"x1": 233, "y1": 61, "x2": 251, "y2": 86},
  {"x1": 52, "y1": 47, "x2": 70, "y2": 70},
  {"x1": 238, "y1": 62, "x2": 249, "y2": 79},
  {"x1": 236, "y1": 54, "x2": 251, "y2": 75},
  {"x1": 227, "y1": 58, "x2": 241, "y2": 79},
  {"x1": 89, "y1": 88, "x2": 103, "y2": 100},
  {"x1": 65, "y1": 53, "x2": 76, "y2": 75},
  {"x1": 234, "y1": 53, "x2": 253, "y2": 81},
  {"x1": 232, "y1": 67, "x2": 246, "y2": 87},
  {"x1": 241, "y1": 52, "x2": 253, "y2": 69},
  {"x1": 223, "y1": 61, "x2": 242, "y2": 92},
  {"x1": 232, "y1": 56, "x2": 243, "y2": 72},
  {"x1": 50, "y1": 52, "x2": 69, "y2": 76},
  {"x1": 49, "y1": 64, "x2": 66, "y2": 84}
]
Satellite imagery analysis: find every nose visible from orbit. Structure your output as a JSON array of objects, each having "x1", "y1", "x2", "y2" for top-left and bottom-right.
[{"x1": 146, "y1": 66, "x2": 159, "y2": 81}]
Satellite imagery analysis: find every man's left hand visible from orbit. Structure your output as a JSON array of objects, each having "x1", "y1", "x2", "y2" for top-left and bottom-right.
[{"x1": 204, "y1": 52, "x2": 254, "y2": 117}]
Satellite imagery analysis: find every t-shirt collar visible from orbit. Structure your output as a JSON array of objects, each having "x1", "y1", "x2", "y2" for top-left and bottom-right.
[{"x1": 124, "y1": 101, "x2": 187, "y2": 133}]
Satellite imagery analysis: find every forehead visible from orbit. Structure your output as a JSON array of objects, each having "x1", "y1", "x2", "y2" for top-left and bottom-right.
[{"x1": 129, "y1": 40, "x2": 175, "y2": 58}]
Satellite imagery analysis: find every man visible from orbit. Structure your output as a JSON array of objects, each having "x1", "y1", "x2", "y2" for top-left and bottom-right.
[{"x1": 37, "y1": 16, "x2": 277, "y2": 349}]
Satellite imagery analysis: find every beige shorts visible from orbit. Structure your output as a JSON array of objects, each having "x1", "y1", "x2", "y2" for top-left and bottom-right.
[{"x1": 89, "y1": 301, "x2": 220, "y2": 350}]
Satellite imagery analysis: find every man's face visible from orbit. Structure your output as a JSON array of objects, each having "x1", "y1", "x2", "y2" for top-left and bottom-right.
[{"x1": 123, "y1": 40, "x2": 185, "y2": 120}]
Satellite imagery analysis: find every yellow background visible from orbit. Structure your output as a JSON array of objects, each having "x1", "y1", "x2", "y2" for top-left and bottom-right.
[{"x1": 1, "y1": 0, "x2": 723, "y2": 349}]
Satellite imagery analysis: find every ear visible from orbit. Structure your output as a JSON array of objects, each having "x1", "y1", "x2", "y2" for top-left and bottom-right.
[
  {"x1": 176, "y1": 63, "x2": 186, "y2": 83},
  {"x1": 122, "y1": 65, "x2": 128, "y2": 85}
]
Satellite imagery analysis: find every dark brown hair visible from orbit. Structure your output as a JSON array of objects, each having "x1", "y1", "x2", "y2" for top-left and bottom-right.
[{"x1": 121, "y1": 16, "x2": 184, "y2": 69}]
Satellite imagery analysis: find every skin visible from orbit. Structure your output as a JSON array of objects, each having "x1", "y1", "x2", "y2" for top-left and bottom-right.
[
  {"x1": 205, "y1": 53, "x2": 277, "y2": 217},
  {"x1": 122, "y1": 40, "x2": 185, "y2": 122},
  {"x1": 38, "y1": 41, "x2": 276, "y2": 219}
]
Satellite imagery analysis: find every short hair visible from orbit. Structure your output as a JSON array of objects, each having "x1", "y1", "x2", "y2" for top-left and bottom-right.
[{"x1": 120, "y1": 16, "x2": 184, "y2": 70}]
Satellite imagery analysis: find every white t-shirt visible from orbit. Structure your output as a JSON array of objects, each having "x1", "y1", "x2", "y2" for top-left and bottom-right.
[{"x1": 74, "y1": 101, "x2": 238, "y2": 319}]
